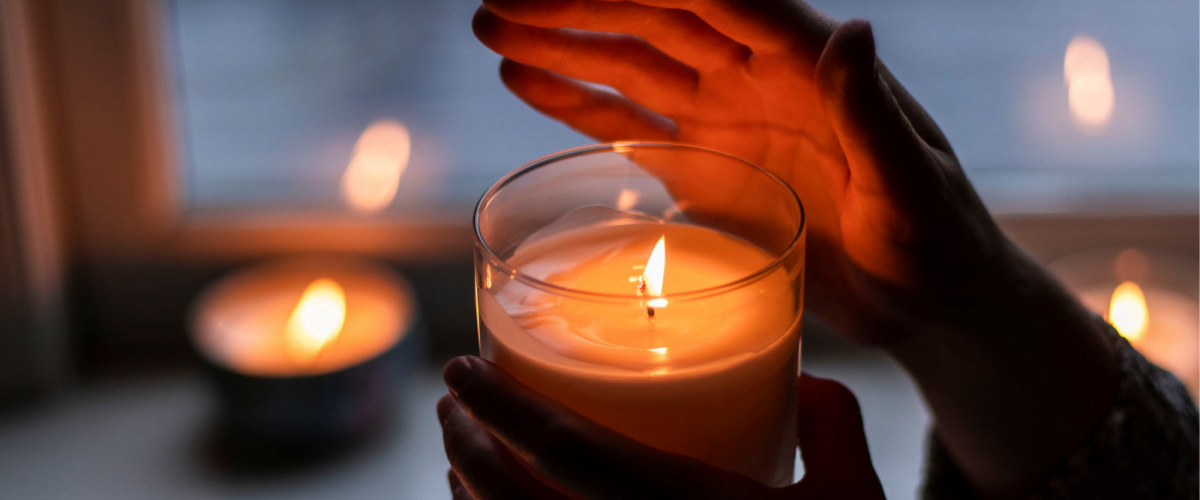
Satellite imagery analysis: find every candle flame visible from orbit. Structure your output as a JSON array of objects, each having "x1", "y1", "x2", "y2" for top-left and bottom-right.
[
  {"x1": 1064, "y1": 36, "x2": 1114, "y2": 134},
  {"x1": 1108, "y1": 281, "x2": 1148, "y2": 343},
  {"x1": 643, "y1": 236, "x2": 666, "y2": 298},
  {"x1": 285, "y1": 279, "x2": 347, "y2": 363},
  {"x1": 341, "y1": 119, "x2": 411, "y2": 213}
]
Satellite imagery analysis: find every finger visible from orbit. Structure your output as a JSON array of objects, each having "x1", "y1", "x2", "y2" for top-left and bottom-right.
[
  {"x1": 788, "y1": 374, "x2": 885, "y2": 498},
  {"x1": 617, "y1": 0, "x2": 838, "y2": 57},
  {"x1": 483, "y1": 0, "x2": 749, "y2": 73},
  {"x1": 498, "y1": 60, "x2": 772, "y2": 244},
  {"x1": 794, "y1": 374, "x2": 875, "y2": 476},
  {"x1": 443, "y1": 356, "x2": 773, "y2": 500},
  {"x1": 439, "y1": 395, "x2": 571, "y2": 500},
  {"x1": 448, "y1": 469, "x2": 476, "y2": 500},
  {"x1": 474, "y1": 6, "x2": 698, "y2": 116},
  {"x1": 500, "y1": 58, "x2": 788, "y2": 251},
  {"x1": 814, "y1": 19, "x2": 939, "y2": 201},
  {"x1": 879, "y1": 66, "x2": 954, "y2": 154},
  {"x1": 616, "y1": 144, "x2": 801, "y2": 255},
  {"x1": 499, "y1": 59, "x2": 676, "y2": 142}
]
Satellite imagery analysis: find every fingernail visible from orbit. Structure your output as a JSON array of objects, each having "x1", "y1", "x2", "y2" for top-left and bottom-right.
[
  {"x1": 443, "y1": 356, "x2": 472, "y2": 396},
  {"x1": 437, "y1": 395, "x2": 456, "y2": 425}
]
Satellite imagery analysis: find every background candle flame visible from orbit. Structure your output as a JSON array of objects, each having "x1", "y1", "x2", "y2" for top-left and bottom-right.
[
  {"x1": 341, "y1": 119, "x2": 411, "y2": 213},
  {"x1": 285, "y1": 278, "x2": 347, "y2": 363},
  {"x1": 1108, "y1": 281, "x2": 1148, "y2": 343},
  {"x1": 1063, "y1": 35, "x2": 1114, "y2": 134},
  {"x1": 643, "y1": 236, "x2": 666, "y2": 301}
]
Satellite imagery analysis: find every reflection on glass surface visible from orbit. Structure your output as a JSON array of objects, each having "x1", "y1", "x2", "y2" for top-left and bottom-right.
[
  {"x1": 167, "y1": 0, "x2": 1198, "y2": 215},
  {"x1": 340, "y1": 119, "x2": 410, "y2": 214}
]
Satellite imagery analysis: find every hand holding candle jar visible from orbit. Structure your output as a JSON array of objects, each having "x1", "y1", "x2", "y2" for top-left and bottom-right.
[{"x1": 473, "y1": 143, "x2": 805, "y2": 486}]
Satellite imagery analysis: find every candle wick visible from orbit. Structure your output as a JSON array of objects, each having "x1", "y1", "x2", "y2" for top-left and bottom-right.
[{"x1": 637, "y1": 277, "x2": 654, "y2": 319}]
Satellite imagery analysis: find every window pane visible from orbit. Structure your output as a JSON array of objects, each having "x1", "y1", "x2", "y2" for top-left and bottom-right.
[
  {"x1": 812, "y1": 0, "x2": 1198, "y2": 212},
  {"x1": 167, "y1": 0, "x2": 589, "y2": 216},
  {"x1": 166, "y1": 0, "x2": 1198, "y2": 216}
]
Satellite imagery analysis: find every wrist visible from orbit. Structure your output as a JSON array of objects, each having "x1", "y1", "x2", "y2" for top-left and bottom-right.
[
  {"x1": 943, "y1": 239, "x2": 1095, "y2": 337},
  {"x1": 881, "y1": 240, "x2": 1120, "y2": 499},
  {"x1": 873, "y1": 233, "x2": 1090, "y2": 341}
]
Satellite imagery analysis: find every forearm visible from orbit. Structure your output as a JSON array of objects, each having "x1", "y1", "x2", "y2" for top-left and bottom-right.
[{"x1": 885, "y1": 241, "x2": 1118, "y2": 500}]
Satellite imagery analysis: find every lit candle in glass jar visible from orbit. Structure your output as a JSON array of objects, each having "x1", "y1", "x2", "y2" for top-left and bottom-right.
[{"x1": 475, "y1": 143, "x2": 805, "y2": 486}]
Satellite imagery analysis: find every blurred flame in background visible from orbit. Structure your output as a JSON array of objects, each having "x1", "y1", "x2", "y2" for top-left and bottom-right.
[
  {"x1": 285, "y1": 279, "x2": 347, "y2": 363},
  {"x1": 1108, "y1": 281, "x2": 1148, "y2": 343},
  {"x1": 341, "y1": 119, "x2": 411, "y2": 213},
  {"x1": 1064, "y1": 36, "x2": 1114, "y2": 134}
]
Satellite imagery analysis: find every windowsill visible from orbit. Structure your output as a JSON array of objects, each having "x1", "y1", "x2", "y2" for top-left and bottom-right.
[{"x1": 0, "y1": 339, "x2": 930, "y2": 499}]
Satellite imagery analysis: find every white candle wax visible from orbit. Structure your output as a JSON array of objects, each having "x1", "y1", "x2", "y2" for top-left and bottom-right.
[{"x1": 479, "y1": 221, "x2": 802, "y2": 486}]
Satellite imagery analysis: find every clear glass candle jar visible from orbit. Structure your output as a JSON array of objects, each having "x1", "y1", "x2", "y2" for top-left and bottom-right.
[{"x1": 473, "y1": 143, "x2": 805, "y2": 486}]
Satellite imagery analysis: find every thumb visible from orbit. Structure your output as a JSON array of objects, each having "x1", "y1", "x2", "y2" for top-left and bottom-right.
[
  {"x1": 789, "y1": 373, "x2": 885, "y2": 499},
  {"x1": 815, "y1": 19, "x2": 936, "y2": 201}
]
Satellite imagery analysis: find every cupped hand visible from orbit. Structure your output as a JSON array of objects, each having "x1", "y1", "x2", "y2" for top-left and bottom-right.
[
  {"x1": 438, "y1": 356, "x2": 886, "y2": 500},
  {"x1": 473, "y1": 0, "x2": 1021, "y2": 345}
]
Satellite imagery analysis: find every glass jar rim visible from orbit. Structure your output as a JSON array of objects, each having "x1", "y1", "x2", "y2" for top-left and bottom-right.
[{"x1": 473, "y1": 142, "x2": 806, "y2": 302}]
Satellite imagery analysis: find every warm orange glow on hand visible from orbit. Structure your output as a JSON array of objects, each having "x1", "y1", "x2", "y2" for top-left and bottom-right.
[
  {"x1": 473, "y1": 4, "x2": 1025, "y2": 347},
  {"x1": 1064, "y1": 36, "x2": 1114, "y2": 134},
  {"x1": 1108, "y1": 281, "x2": 1148, "y2": 343},
  {"x1": 341, "y1": 119, "x2": 411, "y2": 213},
  {"x1": 643, "y1": 236, "x2": 668, "y2": 309},
  {"x1": 285, "y1": 279, "x2": 347, "y2": 363}
]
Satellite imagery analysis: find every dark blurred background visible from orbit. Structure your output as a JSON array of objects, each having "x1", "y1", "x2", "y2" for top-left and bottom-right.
[{"x1": 0, "y1": 0, "x2": 1195, "y2": 498}]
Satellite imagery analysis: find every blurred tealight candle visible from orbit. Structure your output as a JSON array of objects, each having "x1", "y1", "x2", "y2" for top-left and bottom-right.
[
  {"x1": 1054, "y1": 249, "x2": 1199, "y2": 400},
  {"x1": 1081, "y1": 280, "x2": 1199, "y2": 399},
  {"x1": 190, "y1": 258, "x2": 419, "y2": 447}
]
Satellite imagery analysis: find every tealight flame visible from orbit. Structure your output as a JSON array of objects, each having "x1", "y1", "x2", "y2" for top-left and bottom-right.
[
  {"x1": 285, "y1": 279, "x2": 347, "y2": 364},
  {"x1": 341, "y1": 119, "x2": 411, "y2": 213},
  {"x1": 1064, "y1": 36, "x2": 1114, "y2": 134},
  {"x1": 1108, "y1": 281, "x2": 1148, "y2": 343}
]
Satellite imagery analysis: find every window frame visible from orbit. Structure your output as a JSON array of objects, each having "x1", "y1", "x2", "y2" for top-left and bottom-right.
[
  {"x1": 47, "y1": 0, "x2": 473, "y2": 266},
  {"x1": 0, "y1": 0, "x2": 71, "y2": 394}
]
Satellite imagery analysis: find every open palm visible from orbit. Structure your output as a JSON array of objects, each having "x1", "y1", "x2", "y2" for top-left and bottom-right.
[{"x1": 475, "y1": 0, "x2": 1011, "y2": 343}]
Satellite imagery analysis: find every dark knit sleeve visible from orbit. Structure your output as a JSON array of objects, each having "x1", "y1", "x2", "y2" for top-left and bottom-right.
[{"x1": 921, "y1": 318, "x2": 1199, "y2": 500}]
